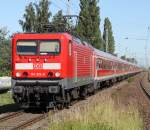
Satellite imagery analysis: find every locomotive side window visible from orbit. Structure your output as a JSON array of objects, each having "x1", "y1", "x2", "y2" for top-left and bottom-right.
[
  {"x1": 39, "y1": 40, "x2": 60, "y2": 55},
  {"x1": 96, "y1": 59, "x2": 102, "y2": 69},
  {"x1": 96, "y1": 60, "x2": 100, "y2": 69},
  {"x1": 69, "y1": 41, "x2": 72, "y2": 56},
  {"x1": 17, "y1": 41, "x2": 37, "y2": 55}
]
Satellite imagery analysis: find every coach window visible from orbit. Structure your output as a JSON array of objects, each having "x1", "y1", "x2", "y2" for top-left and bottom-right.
[
  {"x1": 103, "y1": 61, "x2": 106, "y2": 69},
  {"x1": 108, "y1": 62, "x2": 112, "y2": 70},
  {"x1": 106, "y1": 61, "x2": 109, "y2": 70},
  {"x1": 96, "y1": 59, "x2": 102, "y2": 69},
  {"x1": 105, "y1": 61, "x2": 107, "y2": 69},
  {"x1": 116, "y1": 63, "x2": 118, "y2": 70},
  {"x1": 17, "y1": 41, "x2": 37, "y2": 55},
  {"x1": 102, "y1": 60, "x2": 105, "y2": 69},
  {"x1": 99, "y1": 60, "x2": 102, "y2": 69},
  {"x1": 111, "y1": 62, "x2": 113, "y2": 69},
  {"x1": 96, "y1": 60, "x2": 100, "y2": 69},
  {"x1": 39, "y1": 40, "x2": 60, "y2": 55}
]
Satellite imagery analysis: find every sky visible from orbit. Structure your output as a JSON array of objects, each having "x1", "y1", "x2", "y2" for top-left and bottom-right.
[{"x1": 0, "y1": 0, "x2": 150, "y2": 67}]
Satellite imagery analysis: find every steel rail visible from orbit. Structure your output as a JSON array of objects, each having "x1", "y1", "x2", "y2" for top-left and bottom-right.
[
  {"x1": 140, "y1": 72, "x2": 150, "y2": 97},
  {"x1": 11, "y1": 113, "x2": 48, "y2": 130},
  {"x1": 0, "y1": 111, "x2": 23, "y2": 122}
]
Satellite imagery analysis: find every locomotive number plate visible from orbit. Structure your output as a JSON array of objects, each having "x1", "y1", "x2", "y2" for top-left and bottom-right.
[{"x1": 33, "y1": 63, "x2": 43, "y2": 69}]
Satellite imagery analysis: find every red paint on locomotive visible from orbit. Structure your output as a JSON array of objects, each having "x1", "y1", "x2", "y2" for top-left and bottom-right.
[{"x1": 11, "y1": 32, "x2": 141, "y2": 108}]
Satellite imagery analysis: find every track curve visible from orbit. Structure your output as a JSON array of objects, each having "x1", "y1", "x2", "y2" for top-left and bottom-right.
[{"x1": 140, "y1": 72, "x2": 150, "y2": 98}]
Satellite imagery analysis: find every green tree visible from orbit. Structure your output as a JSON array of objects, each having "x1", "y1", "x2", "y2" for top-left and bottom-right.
[
  {"x1": 122, "y1": 57, "x2": 137, "y2": 64},
  {"x1": 76, "y1": 0, "x2": 102, "y2": 50},
  {"x1": 0, "y1": 27, "x2": 9, "y2": 42},
  {"x1": 34, "y1": 0, "x2": 51, "y2": 33},
  {"x1": 0, "y1": 27, "x2": 11, "y2": 76},
  {"x1": 19, "y1": 2, "x2": 36, "y2": 32},
  {"x1": 103, "y1": 17, "x2": 115, "y2": 54},
  {"x1": 88, "y1": 0, "x2": 102, "y2": 49},
  {"x1": 121, "y1": 55, "x2": 126, "y2": 60},
  {"x1": 19, "y1": 0, "x2": 51, "y2": 33},
  {"x1": 76, "y1": 0, "x2": 90, "y2": 38},
  {"x1": 51, "y1": 10, "x2": 66, "y2": 32}
]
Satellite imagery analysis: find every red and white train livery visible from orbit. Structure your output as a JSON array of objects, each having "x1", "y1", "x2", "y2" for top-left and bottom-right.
[{"x1": 11, "y1": 33, "x2": 141, "y2": 108}]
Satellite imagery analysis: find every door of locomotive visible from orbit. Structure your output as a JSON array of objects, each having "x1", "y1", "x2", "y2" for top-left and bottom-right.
[{"x1": 73, "y1": 51, "x2": 78, "y2": 83}]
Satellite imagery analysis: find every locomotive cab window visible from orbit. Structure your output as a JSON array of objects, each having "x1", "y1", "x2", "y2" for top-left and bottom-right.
[
  {"x1": 17, "y1": 41, "x2": 37, "y2": 55},
  {"x1": 39, "y1": 40, "x2": 60, "y2": 55}
]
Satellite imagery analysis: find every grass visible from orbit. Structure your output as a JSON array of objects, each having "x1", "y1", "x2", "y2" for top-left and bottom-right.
[
  {"x1": 48, "y1": 95, "x2": 143, "y2": 130},
  {"x1": 0, "y1": 70, "x2": 11, "y2": 77},
  {"x1": 127, "y1": 77, "x2": 134, "y2": 83},
  {"x1": 0, "y1": 92, "x2": 14, "y2": 106}
]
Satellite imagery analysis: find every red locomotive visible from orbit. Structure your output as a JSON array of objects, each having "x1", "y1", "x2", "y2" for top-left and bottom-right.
[{"x1": 11, "y1": 33, "x2": 141, "y2": 108}]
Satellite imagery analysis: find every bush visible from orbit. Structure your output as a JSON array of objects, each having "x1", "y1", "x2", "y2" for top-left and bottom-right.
[
  {"x1": 0, "y1": 92, "x2": 14, "y2": 106},
  {"x1": 127, "y1": 77, "x2": 134, "y2": 83},
  {"x1": 0, "y1": 39, "x2": 11, "y2": 76},
  {"x1": 48, "y1": 96, "x2": 143, "y2": 130}
]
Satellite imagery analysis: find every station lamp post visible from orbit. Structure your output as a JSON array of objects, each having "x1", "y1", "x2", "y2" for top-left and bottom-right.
[{"x1": 125, "y1": 27, "x2": 150, "y2": 69}]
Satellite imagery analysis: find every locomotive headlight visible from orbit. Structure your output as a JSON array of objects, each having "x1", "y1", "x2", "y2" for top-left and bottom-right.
[
  {"x1": 36, "y1": 58, "x2": 40, "y2": 62},
  {"x1": 44, "y1": 58, "x2": 47, "y2": 62},
  {"x1": 16, "y1": 72, "x2": 21, "y2": 77},
  {"x1": 28, "y1": 58, "x2": 32, "y2": 62},
  {"x1": 55, "y1": 72, "x2": 61, "y2": 77}
]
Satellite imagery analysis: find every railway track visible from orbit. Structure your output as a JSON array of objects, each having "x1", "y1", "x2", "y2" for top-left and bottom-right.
[
  {"x1": 140, "y1": 72, "x2": 150, "y2": 98},
  {"x1": 148, "y1": 71, "x2": 150, "y2": 82},
  {"x1": 0, "y1": 111, "x2": 48, "y2": 130},
  {"x1": 0, "y1": 111, "x2": 23, "y2": 122},
  {"x1": 0, "y1": 95, "x2": 97, "y2": 130},
  {"x1": 11, "y1": 113, "x2": 47, "y2": 130}
]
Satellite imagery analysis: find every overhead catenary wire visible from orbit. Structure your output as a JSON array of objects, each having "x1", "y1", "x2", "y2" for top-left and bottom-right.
[{"x1": 145, "y1": 26, "x2": 150, "y2": 68}]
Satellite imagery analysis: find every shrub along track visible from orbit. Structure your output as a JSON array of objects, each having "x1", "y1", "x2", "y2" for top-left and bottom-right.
[{"x1": 111, "y1": 72, "x2": 150, "y2": 130}]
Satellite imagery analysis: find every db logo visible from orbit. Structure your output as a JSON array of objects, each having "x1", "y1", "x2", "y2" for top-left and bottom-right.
[{"x1": 33, "y1": 63, "x2": 43, "y2": 69}]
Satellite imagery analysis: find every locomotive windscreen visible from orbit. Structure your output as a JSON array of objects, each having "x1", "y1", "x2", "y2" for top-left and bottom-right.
[
  {"x1": 39, "y1": 40, "x2": 60, "y2": 55},
  {"x1": 16, "y1": 40, "x2": 60, "y2": 55},
  {"x1": 17, "y1": 41, "x2": 37, "y2": 55}
]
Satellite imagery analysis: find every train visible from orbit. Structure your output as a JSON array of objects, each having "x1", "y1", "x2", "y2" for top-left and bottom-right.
[{"x1": 11, "y1": 33, "x2": 141, "y2": 108}]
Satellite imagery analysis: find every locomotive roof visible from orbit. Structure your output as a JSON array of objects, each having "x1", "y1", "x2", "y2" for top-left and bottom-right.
[
  {"x1": 13, "y1": 33, "x2": 138, "y2": 67},
  {"x1": 13, "y1": 32, "x2": 71, "y2": 37},
  {"x1": 94, "y1": 48, "x2": 138, "y2": 66}
]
